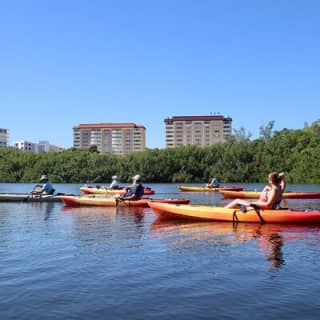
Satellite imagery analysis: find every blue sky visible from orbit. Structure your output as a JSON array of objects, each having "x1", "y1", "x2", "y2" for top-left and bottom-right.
[{"x1": 1, "y1": 0, "x2": 319, "y2": 148}]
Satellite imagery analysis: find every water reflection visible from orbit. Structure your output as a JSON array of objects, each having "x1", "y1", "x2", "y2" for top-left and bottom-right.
[
  {"x1": 61, "y1": 205, "x2": 145, "y2": 219},
  {"x1": 151, "y1": 220, "x2": 320, "y2": 271},
  {"x1": 267, "y1": 233, "x2": 284, "y2": 270},
  {"x1": 28, "y1": 202, "x2": 56, "y2": 220},
  {"x1": 61, "y1": 205, "x2": 146, "y2": 232},
  {"x1": 60, "y1": 206, "x2": 148, "y2": 251},
  {"x1": 43, "y1": 202, "x2": 55, "y2": 220}
]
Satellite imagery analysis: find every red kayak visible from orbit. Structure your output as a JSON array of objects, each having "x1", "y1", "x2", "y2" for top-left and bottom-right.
[{"x1": 59, "y1": 195, "x2": 190, "y2": 207}]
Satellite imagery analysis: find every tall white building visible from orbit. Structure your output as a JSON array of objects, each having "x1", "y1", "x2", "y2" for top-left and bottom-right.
[{"x1": 164, "y1": 115, "x2": 232, "y2": 148}]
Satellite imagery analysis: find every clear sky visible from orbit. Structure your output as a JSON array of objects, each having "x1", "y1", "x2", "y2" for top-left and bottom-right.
[{"x1": 1, "y1": 0, "x2": 319, "y2": 149}]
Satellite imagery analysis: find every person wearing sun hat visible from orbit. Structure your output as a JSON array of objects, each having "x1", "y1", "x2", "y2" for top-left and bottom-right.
[
  {"x1": 109, "y1": 175, "x2": 120, "y2": 189},
  {"x1": 32, "y1": 174, "x2": 55, "y2": 195},
  {"x1": 118, "y1": 174, "x2": 144, "y2": 201}
]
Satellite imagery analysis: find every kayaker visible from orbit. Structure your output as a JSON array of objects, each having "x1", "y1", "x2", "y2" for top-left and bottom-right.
[
  {"x1": 117, "y1": 174, "x2": 144, "y2": 201},
  {"x1": 206, "y1": 176, "x2": 220, "y2": 188},
  {"x1": 32, "y1": 174, "x2": 55, "y2": 195},
  {"x1": 261, "y1": 172, "x2": 286, "y2": 208},
  {"x1": 109, "y1": 175, "x2": 120, "y2": 189},
  {"x1": 225, "y1": 172, "x2": 282, "y2": 211}
]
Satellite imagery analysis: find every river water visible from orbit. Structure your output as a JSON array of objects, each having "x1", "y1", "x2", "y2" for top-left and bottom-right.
[{"x1": 0, "y1": 183, "x2": 320, "y2": 320}]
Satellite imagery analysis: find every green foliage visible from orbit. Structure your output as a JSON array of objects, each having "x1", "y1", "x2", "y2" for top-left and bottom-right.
[
  {"x1": 0, "y1": 124, "x2": 319, "y2": 183},
  {"x1": 259, "y1": 120, "x2": 275, "y2": 142},
  {"x1": 232, "y1": 126, "x2": 252, "y2": 142},
  {"x1": 88, "y1": 145, "x2": 99, "y2": 153}
]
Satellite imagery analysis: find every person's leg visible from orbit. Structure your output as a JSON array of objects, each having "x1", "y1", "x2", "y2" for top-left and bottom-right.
[{"x1": 225, "y1": 199, "x2": 250, "y2": 209}]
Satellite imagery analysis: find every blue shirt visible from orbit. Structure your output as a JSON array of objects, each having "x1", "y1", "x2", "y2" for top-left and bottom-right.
[
  {"x1": 124, "y1": 183, "x2": 144, "y2": 199},
  {"x1": 212, "y1": 179, "x2": 220, "y2": 187},
  {"x1": 43, "y1": 181, "x2": 55, "y2": 194}
]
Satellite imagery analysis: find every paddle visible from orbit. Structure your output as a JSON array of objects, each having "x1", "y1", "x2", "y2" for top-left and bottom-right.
[
  {"x1": 115, "y1": 194, "x2": 125, "y2": 206},
  {"x1": 250, "y1": 203, "x2": 265, "y2": 223},
  {"x1": 24, "y1": 186, "x2": 61, "y2": 202},
  {"x1": 115, "y1": 197, "x2": 133, "y2": 207},
  {"x1": 234, "y1": 203, "x2": 265, "y2": 224},
  {"x1": 115, "y1": 194, "x2": 141, "y2": 207},
  {"x1": 23, "y1": 193, "x2": 31, "y2": 202},
  {"x1": 23, "y1": 192, "x2": 42, "y2": 202},
  {"x1": 24, "y1": 183, "x2": 44, "y2": 201}
]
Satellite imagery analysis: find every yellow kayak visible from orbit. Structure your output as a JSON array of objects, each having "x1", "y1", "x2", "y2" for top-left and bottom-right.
[
  {"x1": 178, "y1": 186, "x2": 243, "y2": 192},
  {"x1": 80, "y1": 186, "x2": 155, "y2": 195},
  {"x1": 220, "y1": 190, "x2": 320, "y2": 199}
]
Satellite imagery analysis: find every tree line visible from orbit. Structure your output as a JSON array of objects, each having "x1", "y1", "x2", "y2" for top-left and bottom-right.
[{"x1": 0, "y1": 120, "x2": 319, "y2": 184}]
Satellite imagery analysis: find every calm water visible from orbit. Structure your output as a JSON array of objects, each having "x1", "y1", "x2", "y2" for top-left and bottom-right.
[{"x1": 1, "y1": 183, "x2": 320, "y2": 320}]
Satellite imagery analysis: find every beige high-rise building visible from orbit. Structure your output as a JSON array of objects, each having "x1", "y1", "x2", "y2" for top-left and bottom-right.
[
  {"x1": 73, "y1": 123, "x2": 146, "y2": 155},
  {"x1": 164, "y1": 115, "x2": 232, "y2": 148}
]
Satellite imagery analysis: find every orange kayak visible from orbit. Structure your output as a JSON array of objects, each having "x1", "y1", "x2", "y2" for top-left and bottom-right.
[
  {"x1": 178, "y1": 186, "x2": 243, "y2": 192},
  {"x1": 148, "y1": 202, "x2": 320, "y2": 224},
  {"x1": 220, "y1": 190, "x2": 320, "y2": 199},
  {"x1": 60, "y1": 195, "x2": 189, "y2": 207},
  {"x1": 80, "y1": 186, "x2": 155, "y2": 195}
]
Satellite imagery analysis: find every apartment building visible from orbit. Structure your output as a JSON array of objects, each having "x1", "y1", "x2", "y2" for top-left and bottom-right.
[
  {"x1": 14, "y1": 140, "x2": 38, "y2": 152},
  {"x1": 164, "y1": 115, "x2": 232, "y2": 148},
  {"x1": 14, "y1": 140, "x2": 64, "y2": 153},
  {"x1": 38, "y1": 141, "x2": 65, "y2": 152},
  {"x1": 73, "y1": 123, "x2": 146, "y2": 155},
  {"x1": 0, "y1": 128, "x2": 8, "y2": 148}
]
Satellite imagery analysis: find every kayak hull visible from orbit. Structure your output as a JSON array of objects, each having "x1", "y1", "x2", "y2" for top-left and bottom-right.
[
  {"x1": 80, "y1": 186, "x2": 155, "y2": 195},
  {"x1": 0, "y1": 193, "x2": 61, "y2": 202},
  {"x1": 220, "y1": 190, "x2": 320, "y2": 199},
  {"x1": 148, "y1": 202, "x2": 320, "y2": 224},
  {"x1": 178, "y1": 186, "x2": 243, "y2": 192},
  {"x1": 60, "y1": 195, "x2": 190, "y2": 207}
]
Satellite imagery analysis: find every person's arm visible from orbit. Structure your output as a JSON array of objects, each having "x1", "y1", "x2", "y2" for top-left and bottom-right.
[
  {"x1": 32, "y1": 184, "x2": 45, "y2": 194},
  {"x1": 279, "y1": 173, "x2": 286, "y2": 193},
  {"x1": 121, "y1": 194, "x2": 136, "y2": 200},
  {"x1": 122, "y1": 185, "x2": 143, "y2": 200},
  {"x1": 261, "y1": 185, "x2": 270, "y2": 192},
  {"x1": 120, "y1": 186, "x2": 135, "y2": 200},
  {"x1": 121, "y1": 189, "x2": 136, "y2": 200},
  {"x1": 206, "y1": 178, "x2": 213, "y2": 187}
]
